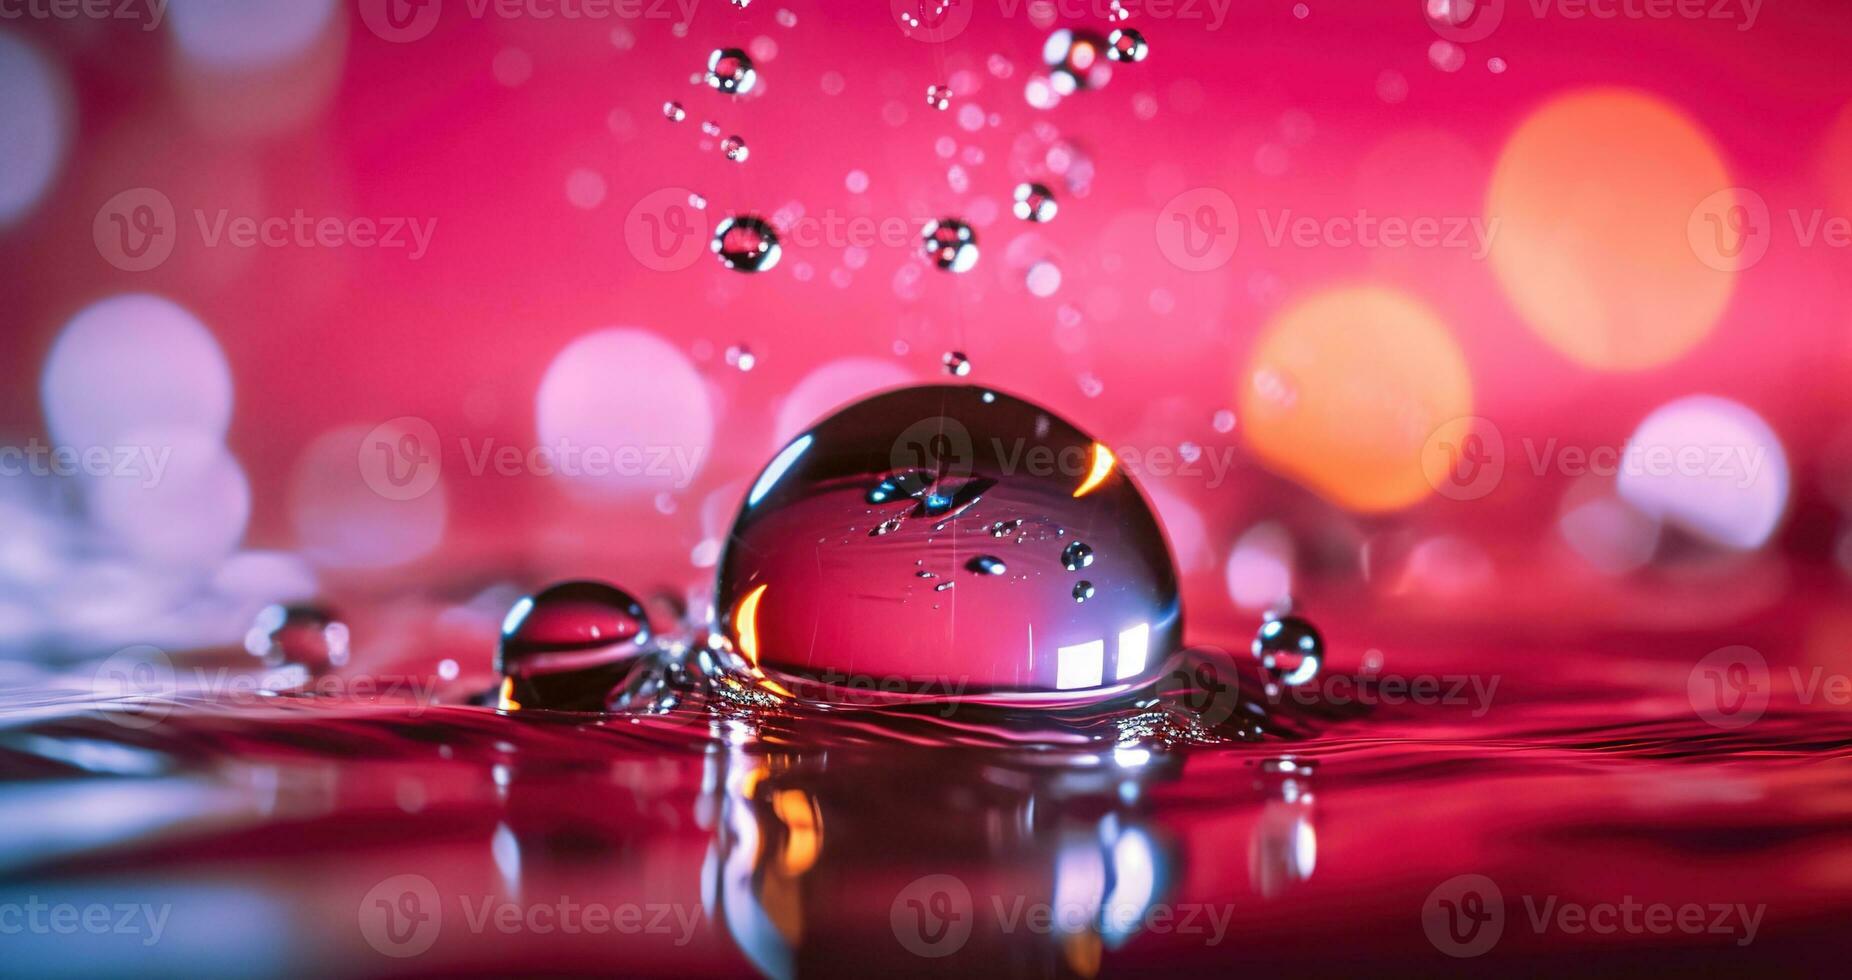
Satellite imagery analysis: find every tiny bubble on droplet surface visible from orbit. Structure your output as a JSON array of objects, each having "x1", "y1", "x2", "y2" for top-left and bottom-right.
[{"x1": 967, "y1": 555, "x2": 1007, "y2": 575}]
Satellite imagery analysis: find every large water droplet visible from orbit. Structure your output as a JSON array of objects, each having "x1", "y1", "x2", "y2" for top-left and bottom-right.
[
  {"x1": 712, "y1": 214, "x2": 782, "y2": 272},
  {"x1": 921, "y1": 218, "x2": 979, "y2": 272},
  {"x1": 1252, "y1": 614, "x2": 1322, "y2": 687},
  {"x1": 967, "y1": 554, "x2": 1007, "y2": 575},
  {"x1": 717, "y1": 385, "x2": 1181, "y2": 702},
  {"x1": 1061, "y1": 540, "x2": 1094, "y2": 571},
  {"x1": 1012, "y1": 181, "x2": 1058, "y2": 222},
  {"x1": 706, "y1": 47, "x2": 758, "y2": 94},
  {"x1": 245, "y1": 603, "x2": 350, "y2": 673},
  {"x1": 497, "y1": 580, "x2": 651, "y2": 711}
]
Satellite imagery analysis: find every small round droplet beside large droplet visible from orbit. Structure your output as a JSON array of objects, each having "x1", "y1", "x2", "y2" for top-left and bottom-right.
[
  {"x1": 926, "y1": 84, "x2": 952, "y2": 110},
  {"x1": 717, "y1": 385, "x2": 1181, "y2": 703},
  {"x1": 721, "y1": 135, "x2": 749, "y2": 162},
  {"x1": 1252, "y1": 615, "x2": 1322, "y2": 687},
  {"x1": 1012, "y1": 181, "x2": 1058, "y2": 222},
  {"x1": 497, "y1": 581, "x2": 651, "y2": 711},
  {"x1": 1061, "y1": 540, "x2": 1095, "y2": 571},
  {"x1": 663, "y1": 100, "x2": 686, "y2": 122},
  {"x1": 706, "y1": 47, "x2": 757, "y2": 94},
  {"x1": 942, "y1": 351, "x2": 971, "y2": 376},
  {"x1": 1107, "y1": 28, "x2": 1147, "y2": 63},
  {"x1": 921, "y1": 218, "x2": 979, "y2": 272},
  {"x1": 1072, "y1": 581, "x2": 1095, "y2": 603},
  {"x1": 245, "y1": 604, "x2": 350, "y2": 674},
  {"x1": 712, "y1": 214, "x2": 782, "y2": 272}
]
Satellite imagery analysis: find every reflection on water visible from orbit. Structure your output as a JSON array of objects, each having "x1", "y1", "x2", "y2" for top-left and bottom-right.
[{"x1": 0, "y1": 599, "x2": 1849, "y2": 977}]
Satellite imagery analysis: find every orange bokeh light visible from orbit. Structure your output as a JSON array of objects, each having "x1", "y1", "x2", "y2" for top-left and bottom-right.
[
  {"x1": 1240, "y1": 285, "x2": 1473, "y2": 513},
  {"x1": 1486, "y1": 87, "x2": 1735, "y2": 371}
]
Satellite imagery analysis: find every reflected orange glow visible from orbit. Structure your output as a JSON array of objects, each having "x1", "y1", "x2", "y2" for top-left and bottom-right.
[
  {"x1": 1241, "y1": 285, "x2": 1473, "y2": 512},
  {"x1": 496, "y1": 675, "x2": 521, "y2": 712},
  {"x1": 734, "y1": 583, "x2": 769, "y2": 667},
  {"x1": 1073, "y1": 443, "x2": 1116, "y2": 498},
  {"x1": 1486, "y1": 87, "x2": 1735, "y2": 370},
  {"x1": 772, "y1": 788, "x2": 822, "y2": 874}
]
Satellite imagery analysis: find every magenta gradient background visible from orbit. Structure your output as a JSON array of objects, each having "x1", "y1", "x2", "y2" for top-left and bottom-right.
[{"x1": 2, "y1": 0, "x2": 1850, "y2": 653}]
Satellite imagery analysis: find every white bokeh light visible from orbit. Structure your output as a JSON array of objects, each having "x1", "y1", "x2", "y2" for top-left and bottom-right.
[
  {"x1": 1617, "y1": 396, "x2": 1789, "y2": 551},
  {"x1": 536, "y1": 328, "x2": 714, "y2": 498},
  {"x1": 1225, "y1": 522, "x2": 1293, "y2": 610},
  {"x1": 773, "y1": 357, "x2": 914, "y2": 446},
  {"x1": 42, "y1": 294, "x2": 234, "y2": 454},
  {"x1": 0, "y1": 31, "x2": 70, "y2": 228},
  {"x1": 87, "y1": 429, "x2": 251, "y2": 568},
  {"x1": 291, "y1": 425, "x2": 448, "y2": 568},
  {"x1": 168, "y1": 0, "x2": 339, "y2": 70}
]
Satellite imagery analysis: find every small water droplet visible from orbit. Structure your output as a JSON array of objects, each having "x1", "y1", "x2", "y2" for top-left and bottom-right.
[
  {"x1": 1072, "y1": 581, "x2": 1095, "y2": 602},
  {"x1": 966, "y1": 555, "x2": 1007, "y2": 575},
  {"x1": 706, "y1": 47, "x2": 758, "y2": 95},
  {"x1": 1012, "y1": 181, "x2": 1058, "y2": 222},
  {"x1": 1179, "y1": 441, "x2": 1202, "y2": 463},
  {"x1": 730, "y1": 0, "x2": 751, "y2": 8},
  {"x1": 916, "y1": 569, "x2": 937, "y2": 579},
  {"x1": 990, "y1": 519, "x2": 1023, "y2": 538},
  {"x1": 934, "y1": 580, "x2": 955, "y2": 592},
  {"x1": 776, "y1": 8, "x2": 796, "y2": 27},
  {"x1": 1107, "y1": 28, "x2": 1147, "y2": 63},
  {"x1": 926, "y1": 83, "x2": 952, "y2": 110},
  {"x1": 663, "y1": 100, "x2": 686, "y2": 121},
  {"x1": 245, "y1": 604, "x2": 350, "y2": 673},
  {"x1": 497, "y1": 581, "x2": 651, "y2": 711},
  {"x1": 870, "y1": 515, "x2": 904, "y2": 536},
  {"x1": 725, "y1": 344, "x2": 756, "y2": 371},
  {"x1": 1043, "y1": 29, "x2": 1110, "y2": 91},
  {"x1": 688, "y1": 192, "x2": 707, "y2": 209},
  {"x1": 921, "y1": 218, "x2": 979, "y2": 272},
  {"x1": 701, "y1": 120, "x2": 721, "y2": 136},
  {"x1": 721, "y1": 135, "x2": 750, "y2": 162},
  {"x1": 1252, "y1": 614, "x2": 1322, "y2": 687},
  {"x1": 712, "y1": 214, "x2": 782, "y2": 272},
  {"x1": 1212, "y1": 409, "x2": 1237, "y2": 433},
  {"x1": 1061, "y1": 540, "x2": 1094, "y2": 570},
  {"x1": 942, "y1": 350, "x2": 972, "y2": 376},
  {"x1": 867, "y1": 470, "x2": 933, "y2": 504}
]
